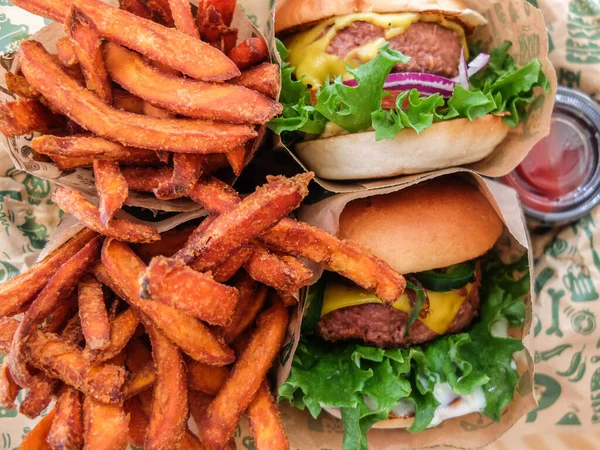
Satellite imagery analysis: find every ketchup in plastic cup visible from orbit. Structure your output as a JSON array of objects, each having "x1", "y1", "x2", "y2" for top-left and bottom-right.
[{"x1": 501, "y1": 87, "x2": 600, "y2": 225}]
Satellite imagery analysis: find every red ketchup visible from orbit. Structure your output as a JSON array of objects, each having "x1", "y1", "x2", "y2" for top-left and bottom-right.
[{"x1": 502, "y1": 87, "x2": 600, "y2": 225}]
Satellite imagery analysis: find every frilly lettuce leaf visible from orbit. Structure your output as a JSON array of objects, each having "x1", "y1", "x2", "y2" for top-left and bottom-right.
[
  {"x1": 269, "y1": 40, "x2": 550, "y2": 140},
  {"x1": 278, "y1": 255, "x2": 528, "y2": 450}
]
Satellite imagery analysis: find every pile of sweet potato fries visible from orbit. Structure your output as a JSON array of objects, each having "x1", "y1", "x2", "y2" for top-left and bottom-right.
[
  {"x1": 1, "y1": 0, "x2": 281, "y2": 228},
  {"x1": 0, "y1": 172, "x2": 406, "y2": 450}
]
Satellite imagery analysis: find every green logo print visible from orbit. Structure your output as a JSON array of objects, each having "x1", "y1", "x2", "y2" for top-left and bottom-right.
[
  {"x1": 546, "y1": 288, "x2": 565, "y2": 337},
  {"x1": 17, "y1": 211, "x2": 48, "y2": 250},
  {"x1": 0, "y1": 261, "x2": 19, "y2": 283},
  {"x1": 23, "y1": 175, "x2": 51, "y2": 206},
  {"x1": 557, "y1": 409, "x2": 582, "y2": 425},
  {"x1": 534, "y1": 266, "x2": 554, "y2": 295},
  {"x1": 535, "y1": 343, "x2": 573, "y2": 364},
  {"x1": 544, "y1": 236, "x2": 569, "y2": 258},
  {"x1": 563, "y1": 263, "x2": 599, "y2": 302},
  {"x1": 557, "y1": 346, "x2": 587, "y2": 382},
  {"x1": 573, "y1": 214, "x2": 600, "y2": 273},
  {"x1": 591, "y1": 366, "x2": 600, "y2": 423},
  {"x1": 0, "y1": 14, "x2": 29, "y2": 54},
  {"x1": 526, "y1": 373, "x2": 562, "y2": 423},
  {"x1": 0, "y1": 191, "x2": 21, "y2": 202},
  {"x1": 242, "y1": 436, "x2": 256, "y2": 450},
  {"x1": 567, "y1": 0, "x2": 600, "y2": 64},
  {"x1": 571, "y1": 309, "x2": 596, "y2": 335},
  {"x1": 558, "y1": 68, "x2": 582, "y2": 88}
]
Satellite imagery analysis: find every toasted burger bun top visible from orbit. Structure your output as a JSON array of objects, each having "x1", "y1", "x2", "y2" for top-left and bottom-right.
[
  {"x1": 275, "y1": 0, "x2": 487, "y2": 34},
  {"x1": 338, "y1": 176, "x2": 504, "y2": 274}
]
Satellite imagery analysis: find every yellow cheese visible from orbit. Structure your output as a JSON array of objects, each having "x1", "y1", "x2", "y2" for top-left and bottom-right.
[
  {"x1": 321, "y1": 281, "x2": 474, "y2": 335},
  {"x1": 285, "y1": 13, "x2": 468, "y2": 87}
]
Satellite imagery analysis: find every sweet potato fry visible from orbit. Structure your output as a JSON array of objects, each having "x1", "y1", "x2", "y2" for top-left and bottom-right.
[
  {"x1": 93, "y1": 160, "x2": 128, "y2": 225},
  {"x1": 226, "y1": 146, "x2": 246, "y2": 177},
  {"x1": 9, "y1": 235, "x2": 102, "y2": 389},
  {"x1": 78, "y1": 274, "x2": 110, "y2": 350},
  {"x1": 0, "y1": 361, "x2": 20, "y2": 409},
  {"x1": 155, "y1": 153, "x2": 204, "y2": 200},
  {"x1": 52, "y1": 187, "x2": 160, "y2": 243},
  {"x1": 25, "y1": 330, "x2": 126, "y2": 403},
  {"x1": 146, "y1": 0, "x2": 174, "y2": 26},
  {"x1": 187, "y1": 360, "x2": 229, "y2": 394},
  {"x1": 48, "y1": 386, "x2": 84, "y2": 450},
  {"x1": 19, "y1": 407, "x2": 56, "y2": 450},
  {"x1": 143, "y1": 101, "x2": 172, "y2": 118},
  {"x1": 5, "y1": 72, "x2": 39, "y2": 99},
  {"x1": 206, "y1": 0, "x2": 235, "y2": 26},
  {"x1": 124, "y1": 397, "x2": 148, "y2": 447},
  {"x1": 56, "y1": 36, "x2": 78, "y2": 66},
  {"x1": 66, "y1": 5, "x2": 113, "y2": 104},
  {"x1": 50, "y1": 153, "x2": 160, "y2": 171},
  {"x1": 231, "y1": 63, "x2": 280, "y2": 99},
  {"x1": 124, "y1": 361, "x2": 155, "y2": 398},
  {"x1": 215, "y1": 278, "x2": 267, "y2": 345},
  {"x1": 0, "y1": 318, "x2": 19, "y2": 353},
  {"x1": 12, "y1": 0, "x2": 240, "y2": 80},
  {"x1": 83, "y1": 307, "x2": 139, "y2": 363},
  {"x1": 20, "y1": 41, "x2": 256, "y2": 153},
  {"x1": 118, "y1": 0, "x2": 152, "y2": 20},
  {"x1": 140, "y1": 256, "x2": 239, "y2": 325},
  {"x1": 211, "y1": 245, "x2": 253, "y2": 282},
  {"x1": 169, "y1": 0, "x2": 199, "y2": 38},
  {"x1": 100, "y1": 239, "x2": 234, "y2": 365},
  {"x1": 143, "y1": 317, "x2": 187, "y2": 450},
  {"x1": 19, "y1": 380, "x2": 58, "y2": 419},
  {"x1": 32, "y1": 135, "x2": 157, "y2": 161},
  {"x1": 177, "y1": 173, "x2": 312, "y2": 268},
  {"x1": 228, "y1": 38, "x2": 269, "y2": 70},
  {"x1": 247, "y1": 381, "x2": 289, "y2": 450},
  {"x1": 125, "y1": 337, "x2": 153, "y2": 372},
  {"x1": 244, "y1": 246, "x2": 312, "y2": 297},
  {"x1": 133, "y1": 223, "x2": 196, "y2": 263},
  {"x1": 103, "y1": 43, "x2": 282, "y2": 124},
  {"x1": 113, "y1": 89, "x2": 145, "y2": 114},
  {"x1": 0, "y1": 99, "x2": 64, "y2": 136},
  {"x1": 197, "y1": 299, "x2": 289, "y2": 449},
  {"x1": 61, "y1": 313, "x2": 84, "y2": 345},
  {"x1": 262, "y1": 218, "x2": 407, "y2": 303},
  {"x1": 188, "y1": 176, "x2": 239, "y2": 214},
  {"x1": 83, "y1": 395, "x2": 129, "y2": 450}
]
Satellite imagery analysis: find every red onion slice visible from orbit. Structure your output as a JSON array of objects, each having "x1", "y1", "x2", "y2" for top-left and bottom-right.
[
  {"x1": 455, "y1": 48, "x2": 469, "y2": 88},
  {"x1": 465, "y1": 53, "x2": 490, "y2": 77}
]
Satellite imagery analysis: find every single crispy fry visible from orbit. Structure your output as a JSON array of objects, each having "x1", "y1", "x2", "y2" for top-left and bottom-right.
[
  {"x1": 65, "y1": 6, "x2": 112, "y2": 104},
  {"x1": 197, "y1": 299, "x2": 289, "y2": 449},
  {"x1": 113, "y1": 89, "x2": 145, "y2": 114},
  {"x1": 120, "y1": 167, "x2": 171, "y2": 192},
  {"x1": 0, "y1": 99, "x2": 64, "y2": 136},
  {"x1": 142, "y1": 101, "x2": 172, "y2": 118},
  {"x1": 244, "y1": 246, "x2": 312, "y2": 296},
  {"x1": 48, "y1": 386, "x2": 84, "y2": 450},
  {"x1": 5, "y1": 72, "x2": 39, "y2": 99},
  {"x1": 56, "y1": 36, "x2": 78, "y2": 66},
  {"x1": 9, "y1": 235, "x2": 102, "y2": 389},
  {"x1": 187, "y1": 360, "x2": 229, "y2": 395},
  {"x1": 169, "y1": 0, "x2": 199, "y2": 38},
  {"x1": 228, "y1": 38, "x2": 269, "y2": 70},
  {"x1": 177, "y1": 173, "x2": 313, "y2": 268},
  {"x1": 188, "y1": 176, "x2": 239, "y2": 214},
  {"x1": 124, "y1": 397, "x2": 147, "y2": 447},
  {"x1": 188, "y1": 391, "x2": 238, "y2": 449},
  {"x1": 103, "y1": 43, "x2": 282, "y2": 124},
  {"x1": 78, "y1": 274, "x2": 110, "y2": 350},
  {"x1": 19, "y1": 407, "x2": 56, "y2": 450},
  {"x1": 52, "y1": 187, "x2": 160, "y2": 243},
  {"x1": 83, "y1": 395, "x2": 129, "y2": 450},
  {"x1": 83, "y1": 307, "x2": 139, "y2": 363},
  {"x1": 155, "y1": 153, "x2": 204, "y2": 200},
  {"x1": 118, "y1": 0, "x2": 152, "y2": 20},
  {"x1": 262, "y1": 218, "x2": 407, "y2": 303},
  {"x1": 19, "y1": 379, "x2": 59, "y2": 419},
  {"x1": 231, "y1": 63, "x2": 280, "y2": 99},
  {"x1": 50, "y1": 154, "x2": 160, "y2": 171},
  {"x1": 215, "y1": 277, "x2": 267, "y2": 345},
  {"x1": 32, "y1": 135, "x2": 159, "y2": 162},
  {"x1": 100, "y1": 239, "x2": 234, "y2": 364},
  {"x1": 133, "y1": 223, "x2": 196, "y2": 263},
  {"x1": 143, "y1": 317, "x2": 187, "y2": 450},
  {"x1": 0, "y1": 361, "x2": 20, "y2": 409},
  {"x1": 206, "y1": 0, "x2": 235, "y2": 26},
  {"x1": 12, "y1": 0, "x2": 240, "y2": 80},
  {"x1": 123, "y1": 360, "x2": 155, "y2": 398},
  {"x1": 61, "y1": 313, "x2": 84, "y2": 345},
  {"x1": 20, "y1": 41, "x2": 256, "y2": 153},
  {"x1": 146, "y1": 0, "x2": 174, "y2": 26},
  {"x1": 247, "y1": 381, "x2": 289, "y2": 450},
  {"x1": 25, "y1": 330, "x2": 126, "y2": 403},
  {"x1": 226, "y1": 146, "x2": 246, "y2": 177},
  {"x1": 93, "y1": 160, "x2": 129, "y2": 225},
  {"x1": 0, "y1": 318, "x2": 19, "y2": 353},
  {"x1": 211, "y1": 245, "x2": 253, "y2": 283},
  {"x1": 140, "y1": 256, "x2": 239, "y2": 326}
]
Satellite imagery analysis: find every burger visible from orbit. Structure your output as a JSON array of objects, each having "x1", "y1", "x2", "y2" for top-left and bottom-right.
[
  {"x1": 279, "y1": 177, "x2": 530, "y2": 448},
  {"x1": 268, "y1": 0, "x2": 550, "y2": 180}
]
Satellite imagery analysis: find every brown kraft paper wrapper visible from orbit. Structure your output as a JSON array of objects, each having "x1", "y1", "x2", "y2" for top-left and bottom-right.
[
  {"x1": 273, "y1": 0, "x2": 558, "y2": 193},
  {"x1": 0, "y1": 1, "x2": 273, "y2": 212},
  {"x1": 272, "y1": 169, "x2": 536, "y2": 449}
]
